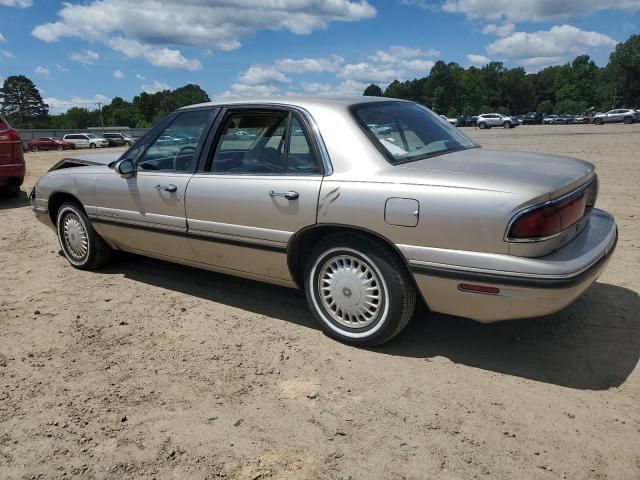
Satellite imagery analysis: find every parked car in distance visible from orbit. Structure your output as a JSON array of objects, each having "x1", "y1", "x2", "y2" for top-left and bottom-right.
[
  {"x1": 456, "y1": 115, "x2": 476, "y2": 127},
  {"x1": 102, "y1": 132, "x2": 133, "y2": 146},
  {"x1": 0, "y1": 115, "x2": 25, "y2": 197},
  {"x1": 543, "y1": 115, "x2": 559, "y2": 124},
  {"x1": 30, "y1": 97, "x2": 617, "y2": 346},
  {"x1": 367, "y1": 123, "x2": 393, "y2": 134},
  {"x1": 439, "y1": 115, "x2": 458, "y2": 126},
  {"x1": 592, "y1": 109, "x2": 640, "y2": 125},
  {"x1": 476, "y1": 113, "x2": 517, "y2": 129},
  {"x1": 522, "y1": 112, "x2": 543, "y2": 125},
  {"x1": 27, "y1": 137, "x2": 75, "y2": 152},
  {"x1": 63, "y1": 133, "x2": 109, "y2": 149}
]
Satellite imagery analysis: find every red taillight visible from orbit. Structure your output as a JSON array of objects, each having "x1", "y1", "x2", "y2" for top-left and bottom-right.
[{"x1": 507, "y1": 182, "x2": 596, "y2": 241}]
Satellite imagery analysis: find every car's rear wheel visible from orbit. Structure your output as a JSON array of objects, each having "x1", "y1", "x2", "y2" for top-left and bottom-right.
[
  {"x1": 31, "y1": 145, "x2": 38, "y2": 152},
  {"x1": 594, "y1": 118, "x2": 603, "y2": 125},
  {"x1": 304, "y1": 234, "x2": 416, "y2": 346},
  {"x1": 478, "y1": 122, "x2": 487, "y2": 129},
  {"x1": 624, "y1": 116, "x2": 633, "y2": 124},
  {"x1": 56, "y1": 202, "x2": 112, "y2": 270}
]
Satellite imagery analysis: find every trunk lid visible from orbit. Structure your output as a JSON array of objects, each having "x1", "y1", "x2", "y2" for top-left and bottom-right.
[{"x1": 392, "y1": 148, "x2": 595, "y2": 200}]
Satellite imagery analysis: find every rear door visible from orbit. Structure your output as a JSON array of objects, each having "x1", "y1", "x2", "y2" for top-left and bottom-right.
[
  {"x1": 93, "y1": 108, "x2": 218, "y2": 260},
  {"x1": 185, "y1": 107, "x2": 324, "y2": 282}
]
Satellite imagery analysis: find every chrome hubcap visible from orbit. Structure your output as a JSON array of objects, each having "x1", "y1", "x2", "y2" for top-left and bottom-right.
[
  {"x1": 318, "y1": 254, "x2": 383, "y2": 328},
  {"x1": 63, "y1": 213, "x2": 88, "y2": 260}
]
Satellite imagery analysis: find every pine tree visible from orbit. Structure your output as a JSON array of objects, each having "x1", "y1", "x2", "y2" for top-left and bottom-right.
[{"x1": 0, "y1": 75, "x2": 49, "y2": 127}]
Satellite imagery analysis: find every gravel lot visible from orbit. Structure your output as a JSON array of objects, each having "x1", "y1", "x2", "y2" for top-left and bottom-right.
[{"x1": 1, "y1": 124, "x2": 639, "y2": 479}]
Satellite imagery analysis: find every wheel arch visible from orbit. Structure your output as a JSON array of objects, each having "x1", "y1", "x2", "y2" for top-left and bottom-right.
[
  {"x1": 287, "y1": 223, "x2": 417, "y2": 291},
  {"x1": 48, "y1": 191, "x2": 86, "y2": 226}
]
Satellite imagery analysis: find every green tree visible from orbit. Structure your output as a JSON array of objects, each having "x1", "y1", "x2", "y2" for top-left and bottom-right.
[
  {"x1": 605, "y1": 34, "x2": 640, "y2": 107},
  {"x1": 0, "y1": 75, "x2": 49, "y2": 127},
  {"x1": 537, "y1": 100, "x2": 554, "y2": 114},
  {"x1": 363, "y1": 84, "x2": 383, "y2": 96}
]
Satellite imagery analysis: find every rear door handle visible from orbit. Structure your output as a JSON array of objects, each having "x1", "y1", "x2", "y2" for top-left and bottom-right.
[
  {"x1": 156, "y1": 184, "x2": 177, "y2": 193},
  {"x1": 269, "y1": 190, "x2": 299, "y2": 200}
]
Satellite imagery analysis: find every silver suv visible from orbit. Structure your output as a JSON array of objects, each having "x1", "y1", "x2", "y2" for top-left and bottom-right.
[
  {"x1": 592, "y1": 109, "x2": 640, "y2": 125},
  {"x1": 62, "y1": 133, "x2": 109, "y2": 149},
  {"x1": 476, "y1": 113, "x2": 517, "y2": 129}
]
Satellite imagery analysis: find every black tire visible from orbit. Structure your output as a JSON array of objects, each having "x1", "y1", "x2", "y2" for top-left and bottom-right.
[
  {"x1": 594, "y1": 118, "x2": 603, "y2": 125},
  {"x1": 478, "y1": 122, "x2": 487, "y2": 129},
  {"x1": 624, "y1": 116, "x2": 633, "y2": 124},
  {"x1": 89, "y1": 143, "x2": 96, "y2": 149},
  {"x1": 31, "y1": 145, "x2": 38, "y2": 152},
  {"x1": 304, "y1": 233, "x2": 416, "y2": 346},
  {"x1": 502, "y1": 121, "x2": 512, "y2": 128},
  {"x1": 56, "y1": 202, "x2": 112, "y2": 270},
  {"x1": 57, "y1": 145, "x2": 63, "y2": 151}
]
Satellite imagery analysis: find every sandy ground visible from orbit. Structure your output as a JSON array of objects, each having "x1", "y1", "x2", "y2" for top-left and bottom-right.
[{"x1": 1, "y1": 124, "x2": 639, "y2": 479}]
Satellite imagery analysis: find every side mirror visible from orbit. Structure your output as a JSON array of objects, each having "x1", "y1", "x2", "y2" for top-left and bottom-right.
[{"x1": 117, "y1": 158, "x2": 135, "y2": 178}]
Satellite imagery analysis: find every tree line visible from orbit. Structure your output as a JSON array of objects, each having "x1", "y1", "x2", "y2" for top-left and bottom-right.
[
  {"x1": 363, "y1": 34, "x2": 640, "y2": 117},
  {"x1": 0, "y1": 79, "x2": 210, "y2": 129}
]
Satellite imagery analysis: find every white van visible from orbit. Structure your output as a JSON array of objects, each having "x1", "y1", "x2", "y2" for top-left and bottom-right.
[{"x1": 62, "y1": 133, "x2": 109, "y2": 149}]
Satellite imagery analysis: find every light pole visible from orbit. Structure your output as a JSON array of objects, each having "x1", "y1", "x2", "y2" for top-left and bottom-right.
[{"x1": 96, "y1": 102, "x2": 104, "y2": 128}]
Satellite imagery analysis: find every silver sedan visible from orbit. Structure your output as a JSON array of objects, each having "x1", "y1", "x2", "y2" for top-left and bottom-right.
[{"x1": 30, "y1": 97, "x2": 617, "y2": 346}]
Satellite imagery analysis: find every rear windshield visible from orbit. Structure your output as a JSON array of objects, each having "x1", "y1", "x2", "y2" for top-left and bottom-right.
[{"x1": 350, "y1": 101, "x2": 478, "y2": 165}]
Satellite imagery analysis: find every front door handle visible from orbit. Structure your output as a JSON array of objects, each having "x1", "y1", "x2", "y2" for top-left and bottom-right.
[
  {"x1": 269, "y1": 190, "x2": 299, "y2": 200},
  {"x1": 156, "y1": 184, "x2": 177, "y2": 193}
]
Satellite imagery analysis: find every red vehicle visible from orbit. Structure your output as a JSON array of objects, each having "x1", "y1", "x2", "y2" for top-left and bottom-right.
[
  {"x1": 27, "y1": 137, "x2": 75, "y2": 152},
  {"x1": 0, "y1": 116, "x2": 25, "y2": 197}
]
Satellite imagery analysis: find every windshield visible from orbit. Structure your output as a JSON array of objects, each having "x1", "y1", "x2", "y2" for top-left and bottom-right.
[{"x1": 351, "y1": 101, "x2": 478, "y2": 164}]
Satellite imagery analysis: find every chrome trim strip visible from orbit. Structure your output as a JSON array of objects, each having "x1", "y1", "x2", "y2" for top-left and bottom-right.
[{"x1": 504, "y1": 178, "x2": 597, "y2": 243}]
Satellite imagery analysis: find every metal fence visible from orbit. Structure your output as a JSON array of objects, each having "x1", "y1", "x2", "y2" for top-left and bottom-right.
[{"x1": 17, "y1": 127, "x2": 150, "y2": 148}]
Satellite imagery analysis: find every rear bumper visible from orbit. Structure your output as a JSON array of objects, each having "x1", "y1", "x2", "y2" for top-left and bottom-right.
[
  {"x1": 0, "y1": 163, "x2": 26, "y2": 186},
  {"x1": 404, "y1": 209, "x2": 617, "y2": 322}
]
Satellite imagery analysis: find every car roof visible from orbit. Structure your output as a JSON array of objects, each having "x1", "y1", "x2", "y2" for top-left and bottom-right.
[{"x1": 179, "y1": 96, "x2": 409, "y2": 111}]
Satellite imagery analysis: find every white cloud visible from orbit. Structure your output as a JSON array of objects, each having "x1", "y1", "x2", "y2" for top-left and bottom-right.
[
  {"x1": 0, "y1": 0, "x2": 32, "y2": 7},
  {"x1": 466, "y1": 54, "x2": 490, "y2": 66},
  {"x1": 214, "y1": 45, "x2": 438, "y2": 100},
  {"x1": 32, "y1": 0, "x2": 376, "y2": 70},
  {"x1": 55, "y1": 63, "x2": 69, "y2": 72},
  {"x1": 481, "y1": 22, "x2": 514, "y2": 37},
  {"x1": 44, "y1": 94, "x2": 110, "y2": 114},
  {"x1": 274, "y1": 55, "x2": 345, "y2": 73},
  {"x1": 441, "y1": 0, "x2": 640, "y2": 23},
  {"x1": 113, "y1": 69, "x2": 124, "y2": 79},
  {"x1": 238, "y1": 66, "x2": 291, "y2": 85},
  {"x1": 487, "y1": 25, "x2": 618, "y2": 61},
  {"x1": 1, "y1": 50, "x2": 14, "y2": 58},
  {"x1": 141, "y1": 80, "x2": 172, "y2": 94},
  {"x1": 34, "y1": 66, "x2": 50, "y2": 77},
  {"x1": 70, "y1": 49, "x2": 99, "y2": 64},
  {"x1": 135, "y1": 73, "x2": 147, "y2": 80},
  {"x1": 0, "y1": 33, "x2": 6, "y2": 43},
  {"x1": 107, "y1": 37, "x2": 201, "y2": 71}
]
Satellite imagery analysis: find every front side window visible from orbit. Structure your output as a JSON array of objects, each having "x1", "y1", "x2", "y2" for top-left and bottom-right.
[
  {"x1": 351, "y1": 101, "x2": 478, "y2": 164},
  {"x1": 136, "y1": 109, "x2": 215, "y2": 173},
  {"x1": 211, "y1": 111, "x2": 318, "y2": 175}
]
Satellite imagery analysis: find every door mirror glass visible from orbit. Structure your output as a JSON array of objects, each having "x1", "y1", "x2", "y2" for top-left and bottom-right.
[{"x1": 117, "y1": 158, "x2": 135, "y2": 177}]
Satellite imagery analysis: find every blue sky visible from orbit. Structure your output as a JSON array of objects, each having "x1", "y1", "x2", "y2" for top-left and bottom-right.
[{"x1": 0, "y1": 0, "x2": 638, "y2": 113}]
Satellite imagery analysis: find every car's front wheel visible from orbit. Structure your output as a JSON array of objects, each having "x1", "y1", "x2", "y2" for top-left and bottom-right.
[
  {"x1": 503, "y1": 121, "x2": 512, "y2": 128},
  {"x1": 594, "y1": 118, "x2": 603, "y2": 125},
  {"x1": 89, "y1": 143, "x2": 96, "y2": 149},
  {"x1": 304, "y1": 234, "x2": 416, "y2": 346},
  {"x1": 56, "y1": 202, "x2": 112, "y2": 270},
  {"x1": 31, "y1": 145, "x2": 38, "y2": 152}
]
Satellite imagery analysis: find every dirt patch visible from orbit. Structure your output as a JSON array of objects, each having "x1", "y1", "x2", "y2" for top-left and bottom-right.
[{"x1": 1, "y1": 126, "x2": 639, "y2": 479}]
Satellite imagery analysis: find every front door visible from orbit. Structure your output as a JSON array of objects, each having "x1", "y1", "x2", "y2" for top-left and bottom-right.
[
  {"x1": 185, "y1": 109, "x2": 324, "y2": 282},
  {"x1": 93, "y1": 108, "x2": 217, "y2": 261}
]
